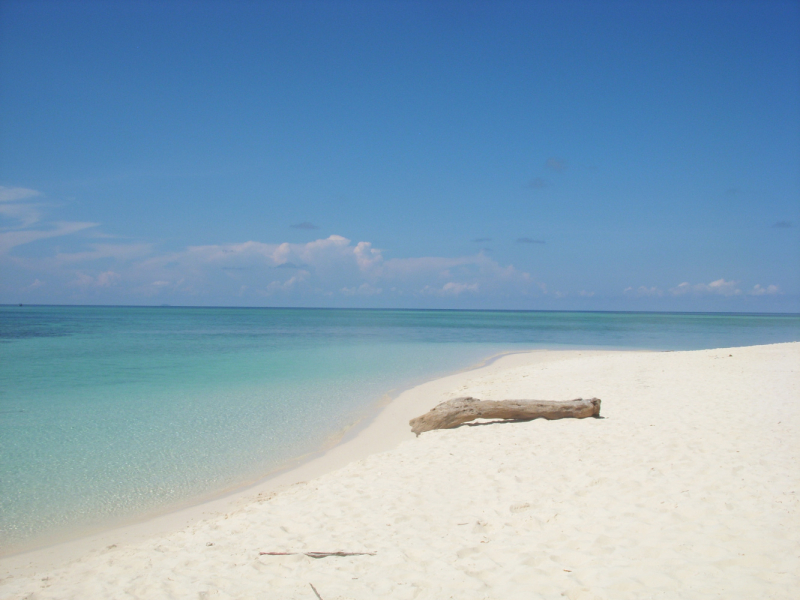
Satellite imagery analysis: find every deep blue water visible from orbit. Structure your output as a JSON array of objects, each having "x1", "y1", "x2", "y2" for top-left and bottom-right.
[{"x1": 1, "y1": 306, "x2": 798, "y2": 553}]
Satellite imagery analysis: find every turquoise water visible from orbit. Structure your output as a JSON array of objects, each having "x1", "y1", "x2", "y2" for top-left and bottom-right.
[{"x1": 1, "y1": 306, "x2": 798, "y2": 553}]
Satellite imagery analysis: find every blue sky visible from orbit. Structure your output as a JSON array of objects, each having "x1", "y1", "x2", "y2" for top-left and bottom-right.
[{"x1": 1, "y1": 0, "x2": 798, "y2": 311}]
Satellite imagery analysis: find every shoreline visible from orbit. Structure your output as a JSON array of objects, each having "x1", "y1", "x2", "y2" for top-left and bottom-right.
[
  {"x1": 0, "y1": 347, "x2": 554, "y2": 572},
  {"x1": 2, "y1": 341, "x2": 798, "y2": 599}
]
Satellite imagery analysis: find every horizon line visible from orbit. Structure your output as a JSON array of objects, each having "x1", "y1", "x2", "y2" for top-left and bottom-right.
[{"x1": 2, "y1": 303, "x2": 798, "y2": 317}]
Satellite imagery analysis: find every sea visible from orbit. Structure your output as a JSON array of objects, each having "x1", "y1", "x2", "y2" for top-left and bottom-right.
[{"x1": 1, "y1": 305, "x2": 798, "y2": 554}]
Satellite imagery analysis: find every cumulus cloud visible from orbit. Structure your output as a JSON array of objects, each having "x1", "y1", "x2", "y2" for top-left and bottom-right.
[
  {"x1": 144, "y1": 236, "x2": 367, "y2": 279},
  {"x1": 669, "y1": 279, "x2": 741, "y2": 296},
  {"x1": 353, "y1": 240, "x2": 382, "y2": 271},
  {"x1": 750, "y1": 284, "x2": 780, "y2": 296},
  {"x1": 262, "y1": 271, "x2": 310, "y2": 294},
  {"x1": 545, "y1": 157, "x2": 568, "y2": 172},
  {"x1": 128, "y1": 235, "x2": 537, "y2": 301},
  {"x1": 290, "y1": 221, "x2": 319, "y2": 230}
]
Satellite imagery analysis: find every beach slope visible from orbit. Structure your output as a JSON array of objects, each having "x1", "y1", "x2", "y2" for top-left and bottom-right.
[{"x1": 1, "y1": 343, "x2": 798, "y2": 599}]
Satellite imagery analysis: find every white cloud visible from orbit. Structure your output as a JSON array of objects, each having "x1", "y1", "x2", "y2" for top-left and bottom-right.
[
  {"x1": 705, "y1": 279, "x2": 741, "y2": 296},
  {"x1": 153, "y1": 236, "x2": 361, "y2": 273},
  {"x1": 669, "y1": 279, "x2": 741, "y2": 296},
  {"x1": 0, "y1": 185, "x2": 107, "y2": 256},
  {"x1": 3, "y1": 220, "x2": 542, "y2": 303},
  {"x1": 5, "y1": 206, "x2": 788, "y2": 308},
  {"x1": 0, "y1": 202, "x2": 43, "y2": 228},
  {"x1": 262, "y1": 270, "x2": 311, "y2": 295},
  {"x1": 353, "y1": 241, "x2": 383, "y2": 272},
  {"x1": 0, "y1": 186, "x2": 45, "y2": 228},
  {"x1": 750, "y1": 284, "x2": 780, "y2": 296},
  {"x1": 626, "y1": 279, "x2": 780, "y2": 299},
  {"x1": 0, "y1": 221, "x2": 99, "y2": 254},
  {"x1": 669, "y1": 282, "x2": 692, "y2": 295},
  {"x1": 0, "y1": 186, "x2": 40, "y2": 203},
  {"x1": 134, "y1": 235, "x2": 535, "y2": 300}
]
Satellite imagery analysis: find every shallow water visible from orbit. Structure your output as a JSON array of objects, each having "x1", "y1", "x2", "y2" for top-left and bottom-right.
[{"x1": 1, "y1": 306, "x2": 798, "y2": 552}]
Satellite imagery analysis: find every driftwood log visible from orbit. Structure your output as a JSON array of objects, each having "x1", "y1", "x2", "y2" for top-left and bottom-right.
[{"x1": 409, "y1": 397, "x2": 601, "y2": 435}]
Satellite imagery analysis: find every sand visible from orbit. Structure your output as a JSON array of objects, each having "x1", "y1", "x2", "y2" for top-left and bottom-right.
[{"x1": 1, "y1": 343, "x2": 798, "y2": 599}]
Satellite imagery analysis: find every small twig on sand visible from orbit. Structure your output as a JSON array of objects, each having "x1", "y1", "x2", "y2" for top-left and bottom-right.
[
  {"x1": 259, "y1": 551, "x2": 376, "y2": 559},
  {"x1": 310, "y1": 583, "x2": 324, "y2": 600}
]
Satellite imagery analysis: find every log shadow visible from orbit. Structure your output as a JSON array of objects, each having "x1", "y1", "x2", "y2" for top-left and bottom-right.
[{"x1": 463, "y1": 415, "x2": 605, "y2": 429}]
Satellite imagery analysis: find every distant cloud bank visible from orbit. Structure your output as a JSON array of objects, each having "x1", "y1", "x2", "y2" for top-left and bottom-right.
[
  {"x1": 1, "y1": 192, "x2": 542, "y2": 303},
  {"x1": 624, "y1": 279, "x2": 780, "y2": 298},
  {"x1": 0, "y1": 185, "x2": 789, "y2": 308}
]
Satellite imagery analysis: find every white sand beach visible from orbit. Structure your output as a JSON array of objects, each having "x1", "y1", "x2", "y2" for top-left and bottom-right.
[{"x1": 1, "y1": 343, "x2": 798, "y2": 599}]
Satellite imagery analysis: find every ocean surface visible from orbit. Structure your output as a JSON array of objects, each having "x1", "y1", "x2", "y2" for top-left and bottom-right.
[{"x1": 1, "y1": 306, "x2": 799, "y2": 553}]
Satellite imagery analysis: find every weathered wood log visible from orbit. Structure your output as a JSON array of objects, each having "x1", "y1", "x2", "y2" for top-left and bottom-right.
[{"x1": 409, "y1": 397, "x2": 601, "y2": 435}]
